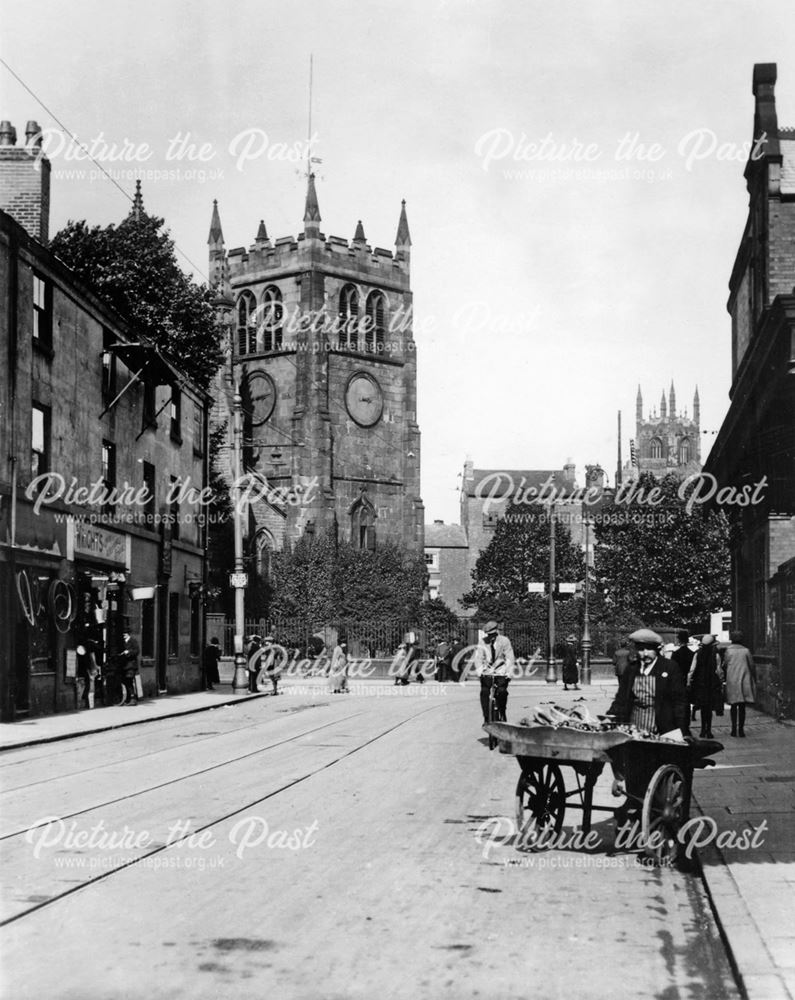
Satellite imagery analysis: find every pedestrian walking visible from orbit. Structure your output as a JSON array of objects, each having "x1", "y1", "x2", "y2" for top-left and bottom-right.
[
  {"x1": 435, "y1": 637, "x2": 452, "y2": 682},
  {"x1": 687, "y1": 635, "x2": 724, "y2": 739},
  {"x1": 76, "y1": 639, "x2": 101, "y2": 708},
  {"x1": 260, "y1": 635, "x2": 283, "y2": 695},
  {"x1": 119, "y1": 631, "x2": 141, "y2": 705},
  {"x1": 723, "y1": 631, "x2": 756, "y2": 737},
  {"x1": 562, "y1": 634, "x2": 580, "y2": 690},
  {"x1": 669, "y1": 629, "x2": 695, "y2": 686},
  {"x1": 612, "y1": 639, "x2": 632, "y2": 681},
  {"x1": 475, "y1": 622, "x2": 515, "y2": 724},
  {"x1": 202, "y1": 636, "x2": 221, "y2": 690},
  {"x1": 328, "y1": 638, "x2": 350, "y2": 693},
  {"x1": 246, "y1": 635, "x2": 263, "y2": 693}
]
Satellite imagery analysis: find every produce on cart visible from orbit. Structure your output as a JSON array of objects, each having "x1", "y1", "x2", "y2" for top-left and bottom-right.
[{"x1": 485, "y1": 704, "x2": 722, "y2": 863}]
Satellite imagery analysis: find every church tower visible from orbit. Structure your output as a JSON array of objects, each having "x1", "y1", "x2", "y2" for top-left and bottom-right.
[
  {"x1": 208, "y1": 177, "x2": 423, "y2": 562},
  {"x1": 631, "y1": 382, "x2": 702, "y2": 477}
]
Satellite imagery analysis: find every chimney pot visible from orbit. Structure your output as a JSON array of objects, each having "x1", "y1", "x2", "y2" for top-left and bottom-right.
[
  {"x1": 0, "y1": 121, "x2": 17, "y2": 146},
  {"x1": 25, "y1": 121, "x2": 42, "y2": 147}
]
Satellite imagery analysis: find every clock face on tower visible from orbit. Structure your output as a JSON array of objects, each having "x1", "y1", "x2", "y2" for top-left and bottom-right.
[
  {"x1": 244, "y1": 370, "x2": 276, "y2": 425},
  {"x1": 345, "y1": 372, "x2": 384, "y2": 427}
]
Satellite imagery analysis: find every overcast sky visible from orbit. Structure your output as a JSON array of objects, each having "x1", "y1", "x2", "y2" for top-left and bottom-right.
[{"x1": 3, "y1": 1, "x2": 794, "y2": 523}]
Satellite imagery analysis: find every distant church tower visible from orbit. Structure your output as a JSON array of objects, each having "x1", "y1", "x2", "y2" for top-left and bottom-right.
[
  {"x1": 631, "y1": 383, "x2": 701, "y2": 477},
  {"x1": 208, "y1": 177, "x2": 423, "y2": 565}
]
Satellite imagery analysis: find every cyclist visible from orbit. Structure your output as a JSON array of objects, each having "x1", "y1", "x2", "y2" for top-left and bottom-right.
[{"x1": 475, "y1": 621, "x2": 515, "y2": 726}]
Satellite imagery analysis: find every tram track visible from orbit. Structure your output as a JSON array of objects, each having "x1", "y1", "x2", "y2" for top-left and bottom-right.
[
  {"x1": 0, "y1": 700, "x2": 452, "y2": 928},
  {"x1": 0, "y1": 711, "x2": 364, "y2": 841},
  {"x1": 0, "y1": 699, "x2": 335, "y2": 792}
]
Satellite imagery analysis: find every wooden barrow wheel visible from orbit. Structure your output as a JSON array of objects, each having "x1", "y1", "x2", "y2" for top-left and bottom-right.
[
  {"x1": 515, "y1": 762, "x2": 566, "y2": 850},
  {"x1": 641, "y1": 764, "x2": 687, "y2": 864}
]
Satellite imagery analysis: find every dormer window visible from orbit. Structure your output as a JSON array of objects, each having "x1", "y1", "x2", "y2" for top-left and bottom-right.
[
  {"x1": 261, "y1": 286, "x2": 283, "y2": 352},
  {"x1": 338, "y1": 284, "x2": 359, "y2": 350},
  {"x1": 236, "y1": 291, "x2": 257, "y2": 356}
]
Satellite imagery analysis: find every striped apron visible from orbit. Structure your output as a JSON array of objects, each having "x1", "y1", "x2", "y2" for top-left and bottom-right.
[{"x1": 630, "y1": 671, "x2": 657, "y2": 733}]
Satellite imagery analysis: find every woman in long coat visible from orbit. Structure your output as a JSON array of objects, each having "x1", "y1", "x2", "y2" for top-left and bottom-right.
[
  {"x1": 687, "y1": 635, "x2": 724, "y2": 739},
  {"x1": 561, "y1": 635, "x2": 580, "y2": 690},
  {"x1": 723, "y1": 631, "x2": 756, "y2": 737}
]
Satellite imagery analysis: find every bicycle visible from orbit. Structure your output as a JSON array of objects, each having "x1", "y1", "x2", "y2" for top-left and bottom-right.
[{"x1": 486, "y1": 675, "x2": 508, "y2": 750}]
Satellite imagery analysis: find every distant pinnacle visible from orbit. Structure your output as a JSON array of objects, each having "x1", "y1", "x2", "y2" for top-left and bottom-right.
[
  {"x1": 256, "y1": 219, "x2": 268, "y2": 242},
  {"x1": 131, "y1": 180, "x2": 145, "y2": 222},
  {"x1": 395, "y1": 199, "x2": 411, "y2": 247},
  {"x1": 304, "y1": 173, "x2": 321, "y2": 224},
  {"x1": 208, "y1": 199, "x2": 224, "y2": 245},
  {"x1": 353, "y1": 220, "x2": 366, "y2": 242}
]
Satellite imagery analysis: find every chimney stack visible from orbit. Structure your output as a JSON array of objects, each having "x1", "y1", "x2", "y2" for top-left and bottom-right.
[{"x1": 0, "y1": 119, "x2": 50, "y2": 242}]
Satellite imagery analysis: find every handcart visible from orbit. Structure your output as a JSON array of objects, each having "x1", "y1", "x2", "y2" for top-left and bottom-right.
[{"x1": 484, "y1": 722, "x2": 723, "y2": 862}]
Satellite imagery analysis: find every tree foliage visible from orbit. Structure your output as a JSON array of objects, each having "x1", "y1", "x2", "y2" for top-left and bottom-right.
[
  {"x1": 463, "y1": 502, "x2": 585, "y2": 613},
  {"x1": 50, "y1": 208, "x2": 222, "y2": 390},
  {"x1": 266, "y1": 534, "x2": 426, "y2": 623},
  {"x1": 593, "y1": 472, "x2": 731, "y2": 628}
]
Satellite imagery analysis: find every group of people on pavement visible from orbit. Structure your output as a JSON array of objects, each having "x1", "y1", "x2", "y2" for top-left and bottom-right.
[{"x1": 612, "y1": 628, "x2": 757, "y2": 738}]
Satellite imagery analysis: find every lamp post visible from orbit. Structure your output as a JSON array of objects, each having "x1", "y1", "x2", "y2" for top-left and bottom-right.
[
  {"x1": 231, "y1": 390, "x2": 250, "y2": 693},
  {"x1": 581, "y1": 514, "x2": 592, "y2": 686},
  {"x1": 212, "y1": 291, "x2": 250, "y2": 695},
  {"x1": 546, "y1": 497, "x2": 557, "y2": 683}
]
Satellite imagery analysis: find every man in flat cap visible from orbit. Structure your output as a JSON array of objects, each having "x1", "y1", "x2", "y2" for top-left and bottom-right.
[
  {"x1": 474, "y1": 621, "x2": 516, "y2": 729},
  {"x1": 607, "y1": 628, "x2": 691, "y2": 833},
  {"x1": 607, "y1": 628, "x2": 689, "y2": 736}
]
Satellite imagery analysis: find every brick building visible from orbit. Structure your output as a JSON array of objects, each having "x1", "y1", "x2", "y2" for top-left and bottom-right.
[
  {"x1": 0, "y1": 123, "x2": 210, "y2": 720},
  {"x1": 704, "y1": 63, "x2": 795, "y2": 716},
  {"x1": 424, "y1": 520, "x2": 469, "y2": 609},
  {"x1": 208, "y1": 176, "x2": 423, "y2": 583}
]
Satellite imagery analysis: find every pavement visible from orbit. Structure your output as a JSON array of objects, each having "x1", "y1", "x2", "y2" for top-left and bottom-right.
[{"x1": 1, "y1": 675, "x2": 793, "y2": 999}]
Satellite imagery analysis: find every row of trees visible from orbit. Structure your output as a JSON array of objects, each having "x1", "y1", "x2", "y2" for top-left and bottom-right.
[{"x1": 462, "y1": 472, "x2": 731, "y2": 634}]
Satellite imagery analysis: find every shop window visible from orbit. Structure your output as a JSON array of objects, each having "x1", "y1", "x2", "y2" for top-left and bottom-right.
[
  {"x1": 141, "y1": 598, "x2": 155, "y2": 659},
  {"x1": 168, "y1": 592, "x2": 179, "y2": 657},
  {"x1": 31, "y1": 403, "x2": 50, "y2": 479},
  {"x1": 170, "y1": 389, "x2": 181, "y2": 443},
  {"x1": 32, "y1": 271, "x2": 52, "y2": 347}
]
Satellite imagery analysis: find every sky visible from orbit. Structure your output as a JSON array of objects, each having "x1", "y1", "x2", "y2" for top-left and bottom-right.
[{"x1": 3, "y1": 0, "x2": 795, "y2": 524}]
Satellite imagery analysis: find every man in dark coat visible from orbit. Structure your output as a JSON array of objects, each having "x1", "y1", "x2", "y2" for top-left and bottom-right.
[
  {"x1": 668, "y1": 629, "x2": 694, "y2": 686},
  {"x1": 202, "y1": 637, "x2": 221, "y2": 690},
  {"x1": 119, "y1": 631, "x2": 141, "y2": 705},
  {"x1": 607, "y1": 628, "x2": 689, "y2": 735},
  {"x1": 562, "y1": 635, "x2": 580, "y2": 690}
]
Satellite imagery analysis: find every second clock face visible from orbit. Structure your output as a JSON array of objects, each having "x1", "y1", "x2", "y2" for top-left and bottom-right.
[
  {"x1": 245, "y1": 370, "x2": 276, "y2": 425},
  {"x1": 345, "y1": 372, "x2": 384, "y2": 427}
]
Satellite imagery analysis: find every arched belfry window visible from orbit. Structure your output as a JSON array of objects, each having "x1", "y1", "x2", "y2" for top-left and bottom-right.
[
  {"x1": 365, "y1": 291, "x2": 386, "y2": 351},
  {"x1": 349, "y1": 488, "x2": 377, "y2": 550},
  {"x1": 679, "y1": 438, "x2": 690, "y2": 464},
  {"x1": 261, "y1": 286, "x2": 283, "y2": 352},
  {"x1": 338, "y1": 284, "x2": 359, "y2": 350},
  {"x1": 236, "y1": 291, "x2": 257, "y2": 356},
  {"x1": 650, "y1": 437, "x2": 663, "y2": 460}
]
